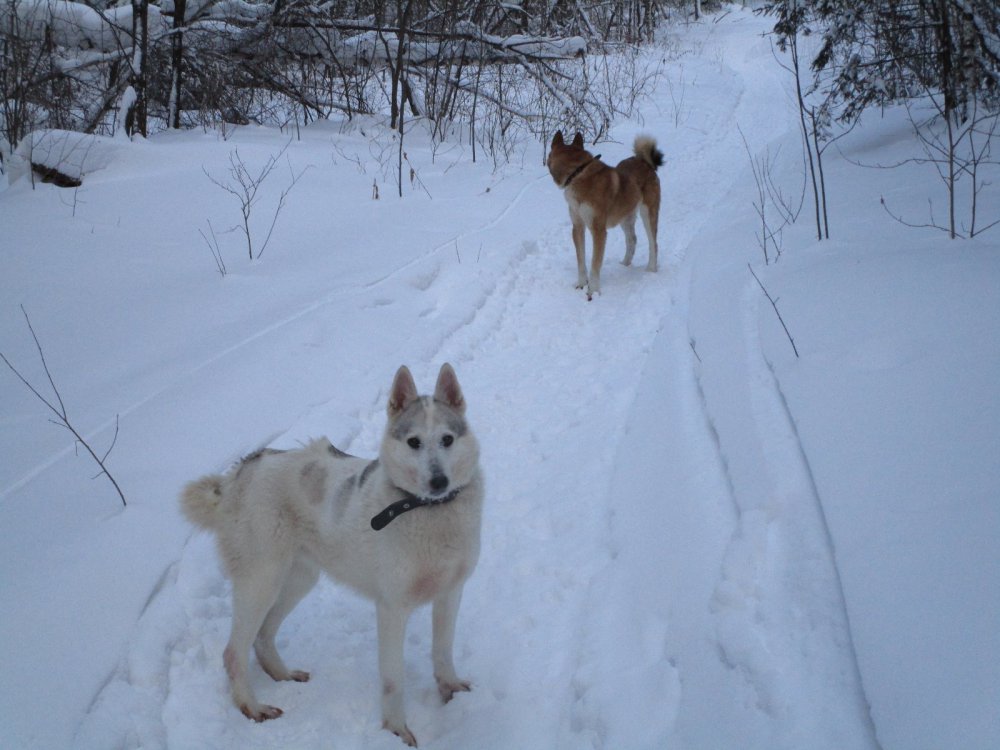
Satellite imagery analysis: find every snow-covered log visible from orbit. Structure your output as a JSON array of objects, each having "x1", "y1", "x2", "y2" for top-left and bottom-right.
[
  {"x1": 0, "y1": 0, "x2": 167, "y2": 52},
  {"x1": 9, "y1": 128, "x2": 123, "y2": 186}
]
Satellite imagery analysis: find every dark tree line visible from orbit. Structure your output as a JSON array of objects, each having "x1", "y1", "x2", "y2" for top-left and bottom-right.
[
  {"x1": 763, "y1": 0, "x2": 1000, "y2": 238},
  {"x1": 1, "y1": 0, "x2": 709, "y2": 163},
  {"x1": 767, "y1": 0, "x2": 999, "y2": 123}
]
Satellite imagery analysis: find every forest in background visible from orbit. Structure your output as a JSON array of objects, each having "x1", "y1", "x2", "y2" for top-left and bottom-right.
[
  {"x1": 2, "y1": 0, "x2": 998, "y2": 238},
  {"x1": 1, "y1": 0, "x2": 712, "y2": 158}
]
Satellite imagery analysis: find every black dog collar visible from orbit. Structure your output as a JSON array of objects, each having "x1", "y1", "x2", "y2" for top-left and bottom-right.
[
  {"x1": 371, "y1": 486, "x2": 463, "y2": 530},
  {"x1": 562, "y1": 155, "x2": 600, "y2": 188}
]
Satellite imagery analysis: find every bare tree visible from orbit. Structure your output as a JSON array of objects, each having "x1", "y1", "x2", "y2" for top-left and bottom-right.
[
  {"x1": 203, "y1": 142, "x2": 309, "y2": 260},
  {"x1": 881, "y1": 95, "x2": 999, "y2": 238},
  {"x1": 764, "y1": 0, "x2": 1000, "y2": 239}
]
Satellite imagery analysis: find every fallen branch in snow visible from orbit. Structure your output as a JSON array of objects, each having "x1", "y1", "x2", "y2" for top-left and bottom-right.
[
  {"x1": 748, "y1": 264, "x2": 799, "y2": 359},
  {"x1": 0, "y1": 306, "x2": 127, "y2": 507},
  {"x1": 879, "y1": 195, "x2": 954, "y2": 237}
]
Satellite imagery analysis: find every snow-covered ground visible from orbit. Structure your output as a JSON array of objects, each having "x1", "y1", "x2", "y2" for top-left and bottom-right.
[{"x1": 2, "y1": 7, "x2": 998, "y2": 750}]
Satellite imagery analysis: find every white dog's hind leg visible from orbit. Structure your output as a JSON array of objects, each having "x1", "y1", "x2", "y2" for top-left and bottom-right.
[
  {"x1": 377, "y1": 601, "x2": 417, "y2": 747},
  {"x1": 432, "y1": 586, "x2": 471, "y2": 702},
  {"x1": 254, "y1": 559, "x2": 319, "y2": 683},
  {"x1": 224, "y1": 564, "x2": 289, "y2": 721}
]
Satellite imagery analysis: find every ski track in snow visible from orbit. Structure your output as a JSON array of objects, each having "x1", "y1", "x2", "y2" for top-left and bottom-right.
[
  {"x1": 72, "y1": 12, "x2": 880, "y2": 750},
  {"x1": 674, "y1": 19, "x2": 880, "y2": 750},
  {"x1": 0, "y1": 174, "x2": 548, "y2": 500}
]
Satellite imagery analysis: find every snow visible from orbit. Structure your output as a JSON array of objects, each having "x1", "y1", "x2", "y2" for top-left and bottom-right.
[
  {"x1": 2, "y1": 7, "x2": 998, "y2": 750},
  {"x1": 0, "y1": 0, "x2": 156, "y2": 51}
]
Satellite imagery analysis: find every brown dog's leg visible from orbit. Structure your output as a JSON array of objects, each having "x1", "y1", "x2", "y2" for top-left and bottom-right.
[
  {"x1": 640, "y1": 205, "x2": 658, "y2": 272},
  {"x1": 622, "y1": 212, "x2": 638, "y2": 267},
  {"x1": 589, "y1": 222, "x2": 607, "y2": 296},
  {"x1": 572, "y1": 218, "x2": 588, "y2": 289},
  {"x1": 642, "y1": 188, "x2": 660, "y2": 272}
]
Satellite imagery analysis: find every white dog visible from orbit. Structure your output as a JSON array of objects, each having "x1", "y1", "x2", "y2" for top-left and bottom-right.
[{"x1": 181, "y1": 364, "x2": 483, "y2": 747}]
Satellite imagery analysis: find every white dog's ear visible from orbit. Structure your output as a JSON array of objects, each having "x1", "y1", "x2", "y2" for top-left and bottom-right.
[
  {"x1": 434, "y1": 363, "x2": 465, "y2": 415},
  {"x1": 388, "y1": 365, "x2": 419, "y2": 418}
]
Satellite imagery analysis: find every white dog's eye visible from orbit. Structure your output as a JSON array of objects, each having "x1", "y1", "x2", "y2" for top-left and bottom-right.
[
  {"x1": 407, "y1": 437, "x2": 421, "y2": 450},
  {"x1": 441, "y1": 434, "x2": 454, "y2": 448}
]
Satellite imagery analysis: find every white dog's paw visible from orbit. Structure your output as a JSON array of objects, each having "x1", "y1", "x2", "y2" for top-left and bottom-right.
[
  {"x1": 384, "y1": 720, "x2": 418, "y2": 747},
  {"x1": 261, "y1": 662, "x2": 310, "y2": 683},
  {"x1": 646, "y1": 261, "x2": 658, "y2": 272},
  {"x1": 240, "y1": 702, "x2": 283, "y2": 722},
  {"x1": 436, "y1": 676, "x2": 472, "y2": 703}
]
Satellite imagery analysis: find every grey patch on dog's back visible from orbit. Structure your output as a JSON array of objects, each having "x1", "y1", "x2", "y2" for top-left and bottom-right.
[
  {"x1": 235, "y1": 447, "x2": 284, "y2": 478},
  {"x1": 243, "y1": 447, "x2": 284, "y2": 463},
  {"x1": 358, "y1": 459, "x2": 379, "y2": 488},
  {"x1": 332, "y1": 476, "x2": 356, "y2": 521},
  {"x1": 328, "y1": 442, "x2": 354, "y2": 459},
  {"x1": 300, "y1": 460, "x2": 328, "y2": 505}
]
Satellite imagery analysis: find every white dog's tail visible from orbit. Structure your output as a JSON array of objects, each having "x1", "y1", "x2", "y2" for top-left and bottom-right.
[
  {"x1": 181, "y1": 474, "x2": 226, "y2": 530},
  {"x1": 633, "y1": 135, "x2": 664, "y2": 170}
]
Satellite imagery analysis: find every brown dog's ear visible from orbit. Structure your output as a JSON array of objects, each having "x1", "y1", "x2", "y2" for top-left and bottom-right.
[
  {"x1": 571, "y1": 132, "x2": 584, "y2": 148},
  {"x1": 388, "y1": 365, "x2": 419, "y2": 418},
  {"x1": 434, "y1": 363, "x2": 466, "y2": 415},
  {"x1": 552, "y1": 131, "x2": 564, "y2": 148}
]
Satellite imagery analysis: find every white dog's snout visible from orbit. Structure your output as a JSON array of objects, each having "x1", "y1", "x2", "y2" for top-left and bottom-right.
[{"x1": 430, "y1": 473, "x2": 450, "y2": 494}]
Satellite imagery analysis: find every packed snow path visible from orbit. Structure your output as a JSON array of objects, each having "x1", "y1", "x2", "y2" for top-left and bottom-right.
[{"x1": 6, "y1": 8, "x2": 995, "y2": 750}]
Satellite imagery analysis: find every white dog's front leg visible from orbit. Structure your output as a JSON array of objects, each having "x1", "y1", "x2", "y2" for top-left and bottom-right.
[
  {"x1": 432, "y1": 586, "x2": 471, "y2": 702},
  {"x1": 377, "y1": 601, "x2": 417, "y2": 747}
]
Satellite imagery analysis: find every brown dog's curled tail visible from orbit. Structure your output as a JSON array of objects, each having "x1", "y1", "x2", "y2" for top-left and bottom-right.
[
  {"x1": 181, "y1": 475, "x2": 226, "y2": 530},
  {"x1": 633, "y1": 135, "x2": 664, "y2": 170}
]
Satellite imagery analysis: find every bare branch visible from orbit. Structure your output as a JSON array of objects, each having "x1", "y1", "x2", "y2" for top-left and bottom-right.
[
  {"x1": 1, "y1": 307, "x2": 127, "y2": 507},
  {"x1": 748, "y1": 264, "x2": 799, "y2": 358}
]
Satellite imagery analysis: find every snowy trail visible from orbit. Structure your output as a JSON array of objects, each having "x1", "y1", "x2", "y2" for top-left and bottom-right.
[
  {"x1": 555, "y1": 16, "x2": 880, "y2": 750},
  {"x1": 673, "y1": 19, "x2": 881, "y2": 750},
  {"x1": 77, "y1": 226, "x2": 675, "y2": 750},
  {"x1": 67, "y1": 11, "x2": 881, "y2": 750}
]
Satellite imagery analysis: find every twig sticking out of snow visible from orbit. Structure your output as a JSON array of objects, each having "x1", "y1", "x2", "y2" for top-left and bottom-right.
[
  {"x1": 748, "y1": 264, "x2": 799, "y2": 359},
  {"x1": 0, "y1": 306, "x2": 127, "y2": 507}
]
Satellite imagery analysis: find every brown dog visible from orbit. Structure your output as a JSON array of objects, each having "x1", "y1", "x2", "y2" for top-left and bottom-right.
[{"x1": 547, "y1": 131, "x2": 663, "y2": 297}]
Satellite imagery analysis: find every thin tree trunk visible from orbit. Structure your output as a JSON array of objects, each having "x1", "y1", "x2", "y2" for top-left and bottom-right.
[
  {"x1": 128, "y1": 0, "x2": 149, "y2": 137},
  {"x1": 791, "y1": 33, "x2": 822, "y2": 241},
  {"x1": 169, "y1": 0, "x2": 187, "y2": 129}
]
